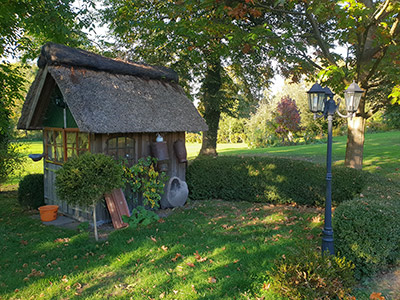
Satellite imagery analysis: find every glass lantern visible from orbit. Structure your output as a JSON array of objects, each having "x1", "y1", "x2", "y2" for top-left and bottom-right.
[
  {"x1": 344, "y1": 82, "x2": 363, "y2": 114},
  {"x1": 307, "y1": 83, "x2": 326, "y2": 113}
]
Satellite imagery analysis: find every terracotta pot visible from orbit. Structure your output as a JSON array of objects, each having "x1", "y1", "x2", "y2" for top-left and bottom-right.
[{"x1": 38, "y1": 205, "x2": 59, "y2": 222}]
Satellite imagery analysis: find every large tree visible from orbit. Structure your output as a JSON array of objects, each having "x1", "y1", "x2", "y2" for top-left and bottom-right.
[
  {"x1": 0, "y1": 0, "x2": 94, "y2": 182},
  {"x1": 101, "y1": 0, "x2": 273, "y2": 155},
  {"x1": 226, "y1": 0, "x2": 400, "y2": 169}
]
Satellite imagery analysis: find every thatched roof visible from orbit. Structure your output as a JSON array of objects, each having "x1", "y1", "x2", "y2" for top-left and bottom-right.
[{"x1": 18, "y1": 43, "x2": 208, "y2": 133}]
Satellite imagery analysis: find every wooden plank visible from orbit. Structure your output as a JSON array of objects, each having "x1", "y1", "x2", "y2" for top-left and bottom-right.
[{"x1": 104, "y1": 188, "x2": 130, "y2": 229}]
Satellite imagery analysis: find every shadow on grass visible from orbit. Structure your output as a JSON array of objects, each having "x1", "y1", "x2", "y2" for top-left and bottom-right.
[{"x1": 0, "y1": 191, "x2": 322, "y2": 300}]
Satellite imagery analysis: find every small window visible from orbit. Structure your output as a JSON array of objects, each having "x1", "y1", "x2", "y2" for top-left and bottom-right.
[
  {"x1": 106, "y1": 136, "x2": 135, "y2": 165},
  {"x1": 44, "y1": 128, "x2": 90, "y2": 164}
]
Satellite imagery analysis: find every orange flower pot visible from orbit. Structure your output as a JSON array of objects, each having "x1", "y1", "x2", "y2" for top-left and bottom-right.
[{"x1": 38, "y1": 205, "x2": 59, "y2": 222}]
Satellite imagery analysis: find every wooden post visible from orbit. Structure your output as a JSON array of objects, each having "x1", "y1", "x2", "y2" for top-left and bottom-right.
[{"x1": 93, "y1": 203, "x2": 98, "y2": 241}]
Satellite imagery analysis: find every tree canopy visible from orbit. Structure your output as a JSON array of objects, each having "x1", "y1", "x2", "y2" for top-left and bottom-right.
[
  {"x1": 225, "y1": 0, "x2": 400, "y2": 168},
  {"x1": 0, "y1": 0, "x2": 94, "y2": 181},
  {"x1": 101, "y1": 0, "x2": 274, "y2": 155}
]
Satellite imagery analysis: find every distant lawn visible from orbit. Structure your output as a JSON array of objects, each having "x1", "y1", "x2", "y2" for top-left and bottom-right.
[
  {"x1": 188, "y1": 130, "x2": 400, "y2": 178},
  {"x1": 3, "y1": 141, "x2": 44, "y2": 187}
]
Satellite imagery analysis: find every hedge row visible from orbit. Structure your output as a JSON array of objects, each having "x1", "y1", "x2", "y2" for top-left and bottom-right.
[
  {"x1": 334, "y1": 198, "x2": 400, "y2": 278},
  {"x1": 187, "y1": 156, "x2": 366, "y2": 207},
  {"x1": 17, "y1": 174, "x2": 45, "y2": 209}
]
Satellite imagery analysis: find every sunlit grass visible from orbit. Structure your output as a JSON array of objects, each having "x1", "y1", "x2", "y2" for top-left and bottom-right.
[
  {"x1": 0, "y1": 192, "x2": 323, "y2": 300},
  {"x1": 187, "y1": 130, "x2": 400, "y2": 179}
]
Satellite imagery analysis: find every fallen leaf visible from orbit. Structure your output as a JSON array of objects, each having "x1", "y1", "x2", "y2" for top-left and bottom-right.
[
  {"x1": 161, "y1": 245, "x2": 168, "y2": 252},
  {"x1": 370, "y1": 292, "x2": 385, "y2": 300},
  {"x1": 194, "y1": 251, "x2": 207, "y2": 262},
  {"x1": 262, "y1": 282, "x2": 270, "y2": 290},
  {"x1": 171, "y1": 253, "x2": 182, "y2": 262},
  {"x1": 126, "y1": 238, "x2": 134, "y2": 244},
  {"x1": 54, "y1": 238, "x2": 70, "y2": 243},
  {"x1": 186, "y1": 262, "x2": 195, "y2": 268},
  {"x1": 159, "y1": 292, "x2": 165, "y2": 298},
  {"x1": 150, "y1": 236, "x2": 157, "y2": 243},
  {"x1": 208, "y1": 276, "x2": 217, "y2": 283}
]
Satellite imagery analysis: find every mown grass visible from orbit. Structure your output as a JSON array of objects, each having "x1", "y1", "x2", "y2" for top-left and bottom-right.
[
  {"x1": 0, "y1": 192, "x2": 323, "y2": 299},
  {"x1": 188, "y1": 130, "x2": 400, "y2": 178}
]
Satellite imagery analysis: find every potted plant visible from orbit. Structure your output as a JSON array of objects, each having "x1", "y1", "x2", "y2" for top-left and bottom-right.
[{"x1": 55, "y1": 153, "x2": 124, "y2": 241}]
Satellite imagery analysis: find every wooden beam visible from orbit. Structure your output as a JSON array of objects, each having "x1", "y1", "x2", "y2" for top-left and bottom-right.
[{"x1": 25, "y1": 65, "x2": 49, "y2": 128}]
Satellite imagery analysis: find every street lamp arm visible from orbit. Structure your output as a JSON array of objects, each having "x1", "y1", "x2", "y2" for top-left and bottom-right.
[{"x1": 335, "y1": 98, "x2": 355, "y2": 119}]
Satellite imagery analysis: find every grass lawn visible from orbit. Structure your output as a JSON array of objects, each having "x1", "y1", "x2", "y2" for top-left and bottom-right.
[
  {"x1": 0, "y1": 131, "x2": 399, "y2": 299},
  {"x1": 188, "y1": 130, "x2": 400, "y2": 178},
  {"x1": 0, "y1": 192, "x2": 323, "y2": 299}
]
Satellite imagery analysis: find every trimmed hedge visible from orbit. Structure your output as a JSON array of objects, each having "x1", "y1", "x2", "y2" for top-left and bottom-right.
[
  {"x1": 17, "y1": 174, "x2": 45, "y2": 209},
  {"x1": 334, "y1": 199, "x2": 400, "y2": 278},
  {"x1": 187, "y1": 156, "x2": 366, "y2": 207}
]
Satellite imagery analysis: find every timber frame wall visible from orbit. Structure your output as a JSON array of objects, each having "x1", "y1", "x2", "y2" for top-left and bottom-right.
[{"x1": 43, "y1": 131, "x2": 186, "y2": 224}]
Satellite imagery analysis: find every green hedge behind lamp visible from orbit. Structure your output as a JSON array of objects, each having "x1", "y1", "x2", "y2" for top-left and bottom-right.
[{"x1": 187, "y1": 156, "x2": 366, "y2": 207}]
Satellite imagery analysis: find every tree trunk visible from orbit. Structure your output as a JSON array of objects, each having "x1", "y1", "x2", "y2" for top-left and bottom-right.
[
  {"x1": 199, "y1": 57, "x2": 222, "y2": 156},
  {"x1": 344, "y1": 95, "x2": 367, "y2": 169}
]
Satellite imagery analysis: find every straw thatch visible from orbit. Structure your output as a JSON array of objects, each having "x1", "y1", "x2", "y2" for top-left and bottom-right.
[{"x1": 18, "y1": 43, "x2": 208, "y2": 133}]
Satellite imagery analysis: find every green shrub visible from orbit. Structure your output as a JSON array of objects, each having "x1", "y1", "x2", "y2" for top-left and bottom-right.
[
  {"x1": 123, "y1": 156, "x2": 167, "y2": 208},
  {"x1": 266, "y1": 250, "x2": 355, "y2": 300},
  {"x1": 17, "y1": 174, "x2": 44, "y2": 209},
  {"x1": 56, "y1": 153, "x2": 124, "y2": 241},
  {"x1": 334, "y1": 199, "x2": 400, "y2": 278},
  {"x1": 187, "y1": 156, "x2": 366, "y2": 206},
  {"x1": 56, "y1": 153, "x2": 124, "y2": 207},
  {"x1": 121, "y1": 206, "x2": 159, "y2": 228}
]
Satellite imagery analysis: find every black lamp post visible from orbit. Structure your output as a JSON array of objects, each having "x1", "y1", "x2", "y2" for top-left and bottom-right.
[{"x1": 306, "y1": 82, "x2": 363, "y2": 255}]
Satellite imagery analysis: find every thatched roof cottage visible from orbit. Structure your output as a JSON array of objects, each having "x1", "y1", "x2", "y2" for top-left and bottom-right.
[{"x1": 18, "y1": 43, "x2": 208, "y2": 223}]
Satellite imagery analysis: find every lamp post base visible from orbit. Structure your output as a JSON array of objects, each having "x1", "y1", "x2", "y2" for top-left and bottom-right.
[{"x1": 322, "y1": 228, "x2": 334, "y2": 255}]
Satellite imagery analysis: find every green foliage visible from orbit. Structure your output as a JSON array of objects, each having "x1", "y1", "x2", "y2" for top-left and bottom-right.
[
  {"x1": 0, "y1": 64, "x2": 25, "y2": 183},
  {"x1": 123, "y1": 157, "x2": 167, "y2": 208},
  {"x1": 55, "y1": 153, "x2": 124, "y2": 207},
  {"x1": 1, "y1": 0, "x2": 94, "y2": 61},
  {"x1": 266, "y1": 250, "x2": 355, "y2": 300},
  {"x1": 383, "y1": 104, "x2": 400, "y2": 130},
  {"x1": 101, "y1": 0, "x2": 270, "y2": 154},
  {"x1": 245, "y1": 100, "x2": 278, "y2": 148},
  {"x1": 77, "y1": 221, "x2": 89, "y2": 233},
  {"x1": 185, "y1": 132, "x2": 202, "y2": 143},
  {"x1": 17, "y1": 174, "x2": 44, "y2": 209},
  {"x1": 333, "y1": 199, "x2": 400, "y2": 278},
  {"x1": 217, "y1": 114, "x2": 246, "y2": 143},
  {"x1": 1, "y1": 1, "x2": 94, "y2": 182},
  {"x1": 187, "y1": 156, "x2": 366, "y2": 207},
  {"x1": 121, "y1": 206, "x2": 159, "y2": 228}
]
